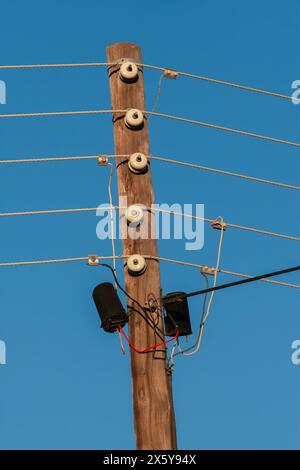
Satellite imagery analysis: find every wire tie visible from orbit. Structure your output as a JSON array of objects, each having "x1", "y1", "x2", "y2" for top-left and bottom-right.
[
  {"x1": 87, "y1": 255, "x2": 99, "y2": 266},
  {"x1": 163, "y1": 69, "x2": 178, "y2": 79}
]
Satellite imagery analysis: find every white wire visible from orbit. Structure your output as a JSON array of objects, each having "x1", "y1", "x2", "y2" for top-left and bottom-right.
[
  {"x1": 0, "y1": 204, "x2": 299, "y2": 242},
  {"x1": 1, "y1": 153, "x2": 298, "y2": 192},
  {"x1": 0, "y1": 254, "x2": 298, "y2": 289},
  {"x1": 177, "y1": 220, "x2": 225, "y2": 357},
  {"x1": 106, "y1": 163, "x2": 117, "y2": 288},
  {"x1": 203, "y1": 221, "x2": 224, "y2": 323}
]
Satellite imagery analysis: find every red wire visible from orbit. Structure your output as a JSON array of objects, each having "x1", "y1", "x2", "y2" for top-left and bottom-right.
[{"x1": 118, "y1": 326, "x2": 179, "y2": 354}]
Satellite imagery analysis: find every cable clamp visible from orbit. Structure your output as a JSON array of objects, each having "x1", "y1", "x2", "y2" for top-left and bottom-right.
[
  {"x1": 97, "y1": 155, "x2": 109, "y2": 166},
  {"x1": 200, "y1": 265, "x2": 217, "y2": 276},
  {"x1": 211, "y1": 217, "x2": 227, "y2": 231},
  {"x1": 163, "y1": 69, "x2": 178, "y2": 79},
  {"x1": 87, "y1": 255, "x2": 100, "y2": 266}
]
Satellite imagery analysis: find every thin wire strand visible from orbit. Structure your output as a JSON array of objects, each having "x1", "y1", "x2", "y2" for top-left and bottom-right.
[
  {"x1": 0, "y1": 155, "x2": 102, "y2": 164},
  {"x1": 1, "y1": 60, "x2": 298, "y2": 103},
  {"x1": 1, "y1": 153, "x2": 298, "y2": 192},
  {"x1": 151, "y1": 208, "x2": 300, "y2": 242},
  {"x1": 1, "y1": 107, "x2": 299, "y2": 148},
  {"x1": 117, "y1": 329, "x2": 126, "y2": 355},
  {"x1": 0, "y1": 110, "x2": 123, "y2": 119},
  {"x1": 147, "y1": 73, "x2": 165, "y2": 118},
  {"x1": 0, "y1": 254, "x2": 298, "y2": 289},
  {"x1": 146, "y1": 111, "x2": 300, "y2": 148},
  {"x1": 0, "y1": 62, "x2": 110, "y2": 69},
  {"x1": 173, "y1": 258, "x2": 209, "y2": 361},
  {"x1": 106, "y1": 163, "x2": 117, "y2": 287},
  {"x1": 173, "y1": 221, "x2": 225, "y2": 358},
  {"x1": 0, "y1": 207, "x2": 99, "y2": 217},
  {"x1": 150, "y1": 156, "x2": 300, "y2": 192},
  {"x1": 118, "y1": 326, "x2": 179, "y2": 354},
  {"x1": 0, "y1": 205, "x2": 299, "y2": 242},
  {"x1": 139, "y1": 62, "x2": 300, "y2": 103},
  {"x1": 203, "y1": 222, "x2": 224, "y2": 323},
  {"x1": 150, "y1": 256, "x2": 300, "y2": 289}
]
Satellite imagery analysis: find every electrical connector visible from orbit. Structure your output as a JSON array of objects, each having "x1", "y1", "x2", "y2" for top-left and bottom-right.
[
  {"x1": 200, "y1": 265, "x2": 217, "y2": 276},
  {"x1": 87, "y1": 255, "x2": 100, "y2": 266},
  {"x1": 211, "y1": 219, "x2": 227, "y2": 231},
  {"x1": 163, "y1": 69, "x2": 178, "y2": 79},
  {"x1": 97, "y1": 155, "x2": 109, "y2": 166}
]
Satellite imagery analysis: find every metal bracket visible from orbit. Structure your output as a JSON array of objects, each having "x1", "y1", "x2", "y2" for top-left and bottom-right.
[
  {"x1": 163, "y1": 69, "x2": 179, "y2": 79},
  {"x1": 211, "y1": 219, "x2": 227, "y2": 231},
  {"x1": 97, "y1": 155, "x2": 109, "y2": 166},
  {"x1": 200, "y1": 265, "x2": 217, "y2": 276},
  {"x1": 87, "y1": 255, "x2": 100, "y2": 266}
]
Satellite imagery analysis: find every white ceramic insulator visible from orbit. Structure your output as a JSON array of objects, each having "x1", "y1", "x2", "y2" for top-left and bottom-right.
[
  {"x1": 126, "y1": 205, "x2": 144, "y2": 226},
  {"x1": 124, "y1": 109, "x2": 144, "y2": 129},
  {"x1": 127, "y1": 255, "x2": 147, "y2": 276},
  {"x1": 119, "y1": 62, "x2": 138, "y2": 83},
  {"x1": 128, "y1": 153, "x2": 148, "y2": 173}
]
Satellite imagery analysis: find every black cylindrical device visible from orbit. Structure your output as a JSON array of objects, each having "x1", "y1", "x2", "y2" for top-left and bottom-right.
[{"x1": 93, "y1": 282, "x2": 128, "y2": 333}]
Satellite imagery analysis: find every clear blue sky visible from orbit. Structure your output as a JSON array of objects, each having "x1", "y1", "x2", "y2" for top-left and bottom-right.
[{"x1": 0, "y1": 0, "x2": 299, "y2": 450}]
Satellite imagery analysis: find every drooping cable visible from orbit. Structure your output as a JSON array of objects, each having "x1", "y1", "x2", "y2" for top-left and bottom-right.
[
  {"x1": 1, "y1": 108, "x2": 300, "y2": 148},
  {"x1": 166, "y1": 265, "x2": 300, "y2": 302},
  {"x1": 1, "y1": 153, "x2": 298, "y2": 191},
  {"x1": 1, "y1": 60, "x2": 298, "y2": 103},
  {"x1": 0, "y1": 255, "x2": 299, "y2": 290},
  {"x1": 175, "y1": 220, "x2": 225, "y2": 358},
  {"x1": 146, "y1": 111, "x2": 300, "y2": 148},
  {"x1": 1, "y1": 205, "x2": 298, "y2": 242},
  {"x1": 106, "y1": 163, "x2": 117, "y2": 287},
  {"x1": 118, "y1": 326, "x2": 179, "y2": 354}
]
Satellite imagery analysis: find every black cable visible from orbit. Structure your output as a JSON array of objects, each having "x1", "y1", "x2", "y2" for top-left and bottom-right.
[
  {"x1": 163, "y1": 266, "x2": 300, "y2": 304},
  {"x1": 99, "y1": 263, "x2": 166, "y2": 339},
  {"x1": 100, "y1": 263, "x2": 145, "y2": 312}
]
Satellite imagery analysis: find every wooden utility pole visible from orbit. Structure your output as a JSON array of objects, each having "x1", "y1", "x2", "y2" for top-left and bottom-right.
[{"x1": 106, "y1": 43, "x2": 177, "y2": 450}]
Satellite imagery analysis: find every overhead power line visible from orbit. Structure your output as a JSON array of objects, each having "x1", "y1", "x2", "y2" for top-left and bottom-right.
[
  {"x1": 0, "y1": 153, "x2": 299, "y2": 192},
  {"x1": 150, "y1": 156, "x2": 300, "y2": 191},
  {"x1": 146, "y1": 111, "x2": 300, "y2": 148},
  {"x1": 0, "y1": 155, "x2": 101, "y2": 164},
  {"x1": 153, "y1": 208, "x2": 300, "y2": 242},
  {"x1": 164, "y1": 266, "x2": 300, "y2": 302},
  {"x1": 154, "y1": 256, "x2": 300, "y2": 289},
  {"x1": 0, "y1": 254, "x2": 299, "y2": 290},
  {"x1": 139, "y1": 63, "x2": 300, "y2": 103},
  {"x1": 0, "y1": 205, "x2": 299, "y2": 242},
  {"x1": 1, "y1": 108, "x2": 299, "y2": 148},
  {"x1": 0, "y1": 110, "x2": 120, "y2": 119},
  {"x1": 0, "y1": 62, "x2": 109, "y2": 69},
  {"x1": 0, "y1": 60, "x2": 298, "y2": 103}
]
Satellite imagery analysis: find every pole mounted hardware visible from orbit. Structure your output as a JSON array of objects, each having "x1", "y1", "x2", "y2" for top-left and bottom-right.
[
  {"x1": 93, "y1": 282, "x2": 128, "y2": 333},
  {"x1": 119, "y1": 61, "x2": 139, "y2": 83},
  {"x1": 128, "y1": 152, "x2": 148, "y2": 174},
  {"x1": 127, "y1": 254, "x2": 147, "y2": 276},
  {"x1": 126, "y1": 205, "x2": 145, "y2": 226},
  {"x1": 211, "y1": 218, "x2": 227, "y2": 231},
  {"x1": 200, "y1": 265, "x2": 217, "y2": 276},
  {"x1": 163, "y1": 69, "x2": 179, "y2": 79},
  {"x1": 97, "y1": 155, "x2": 109, "y2": 166},
  {"x1": 163, "y1": 292, "x2": 192, "y2": 337},
  {"x1": 124, "y1": 108, "x2": 144, "y2": 130},
  {"x1": 87, "y1": 255, "x2": 100, "y2": 266}
]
